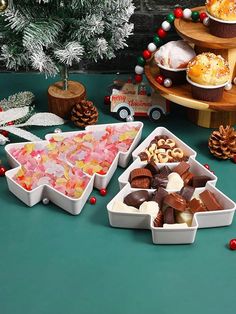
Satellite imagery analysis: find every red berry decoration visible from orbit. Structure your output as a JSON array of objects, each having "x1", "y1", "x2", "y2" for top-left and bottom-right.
[
  {"x1": 155, "y1": 75, "x2": 164, "y2": 85},
  {"x1": 142, "y1": 49, "x2": 151, "y2": 60},
  {"x1": 100, "y1": 188, "x2": 107, "y2": 196},
  {"x1": 135, "y1": 74, "x2": 143, "y2": 84},
  {"x1": 0, "y1": 166, "x2": 7, "y2": 176},
  {"x1": 0, "y1": 107, "x2": 3, "y2": 112},
  {"x1": 199, "y1": 12, "x2": 207, "y2": 22},
  {"x1": 7, "y1": 121, "x2": 14, "y2": 126},
  {"x1": 0, "y1": 130, "x2": 9, "y2": 137},
  {"x1": 229, "y1": 239, "x2": 236, "y2": 250},
  {"x1": 104, "y1": 95, "x2": 111, "y2": 105},
  {"x1": 157, "y1": 28, "x2": 167, "y2": 38},
  {"x1": 204, "y1": 164, "x2": 210, "y2": 170},
  {"x1": 174, "y1": 7, "x2": 183, "y2": 18},
  {"x1": 89, "y1": 196, "x2": 97, "y2": 205}
]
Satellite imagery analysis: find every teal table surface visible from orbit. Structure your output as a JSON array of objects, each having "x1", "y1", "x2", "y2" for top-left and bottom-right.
[{"x1": 0, "y1": 73, "x2": 236, "y2": 314}]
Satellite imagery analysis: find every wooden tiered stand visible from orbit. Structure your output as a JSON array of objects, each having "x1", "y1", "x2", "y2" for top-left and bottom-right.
[{"x1": 145, "y1": 6, "x2": 236, "y2": 128}]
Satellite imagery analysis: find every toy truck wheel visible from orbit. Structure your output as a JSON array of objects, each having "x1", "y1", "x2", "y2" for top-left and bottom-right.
[
  {"x1": 117, "y1": 106, "x2": 131, "y2": 120},
  {"x1": 149, "y1": 108, "x2": 163, "y2": 122}
]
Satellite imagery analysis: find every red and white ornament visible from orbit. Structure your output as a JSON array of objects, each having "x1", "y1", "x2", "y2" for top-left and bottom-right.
[
  {"x1": 161, "y1": 21, "x2": 171, "y2": 31},
  {"x1": 143, "y1": 49, "x2": 152, "y2": 60},
  {"x1": 163, "y1": 78, "x2": 173, "y2": 88},
  {"x1": 157, "y1": 28, "x2": 167, "y2": 38},
  {"x1": 183, "y1": 8, "x2": 192, "y2": 19},
  {"x1": 147, "y1": 42, "x2": 157, "y2": 52},
  {"x1": 174, "y1": 7, "x2": 183, "y2": 18},
  {"x1": 203, "y1": 17, "x2": 210, "y2": 26},
  {"x1": 224, "y1": 82, "x2": 232, "y2": 91},
  {"x1": 135, "y1": 65, "x2": 144, "y2": 75}
]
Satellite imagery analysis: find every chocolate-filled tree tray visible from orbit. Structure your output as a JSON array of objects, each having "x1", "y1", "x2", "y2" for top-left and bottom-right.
[{"x1": 106, "y1": 127, "x2": 236, "y2": 245}]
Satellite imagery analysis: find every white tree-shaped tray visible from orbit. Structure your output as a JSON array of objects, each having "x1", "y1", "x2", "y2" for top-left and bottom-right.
[{"x1": 107, "y1": 127, "x2": 236, "y2": 244}]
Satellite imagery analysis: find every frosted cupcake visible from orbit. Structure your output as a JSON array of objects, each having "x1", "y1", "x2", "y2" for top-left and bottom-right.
[
  {"x1": 206, "y1": 0, "x2": 236, "y2": 38},
  {"x1": 187, "y1": 52, "x2": 230, "y2": 101},
  {"x1": 154, "y1": 40, "x2": 196, "y2": 85}
]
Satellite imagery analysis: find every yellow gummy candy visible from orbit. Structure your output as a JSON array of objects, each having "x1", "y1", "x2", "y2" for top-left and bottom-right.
[
  {"x1": 75, "y1": 161, "x2": 85, "y2": 169},
  {"x1": 56, "y1": 178, "x2": 67, "y2": 185},
  {"x1": 24, "y1": 143, "x2": 35, "y2": 154}
]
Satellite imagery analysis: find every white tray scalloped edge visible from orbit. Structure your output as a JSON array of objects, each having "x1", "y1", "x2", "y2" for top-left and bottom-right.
[{"x1": 4, "y1": 122, "x2": 143, "y2": 215}]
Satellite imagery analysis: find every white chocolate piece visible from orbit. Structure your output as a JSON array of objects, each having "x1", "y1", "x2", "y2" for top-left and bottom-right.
[
  {"x1": 139, "y1": 201, "x2": 159, "y2": 218},
  {"x1": 163, "y1": 223, "x2": 188, "y2": 229},
  {"x1": 166, "y1": 172, "x2": 184, "y2": 191},
  {"x1": 111, "y1": 200, "x2": 138, "y2": 213},
  {"x1": 176, "y1": 211, "x2": 193, "y2": 227}
]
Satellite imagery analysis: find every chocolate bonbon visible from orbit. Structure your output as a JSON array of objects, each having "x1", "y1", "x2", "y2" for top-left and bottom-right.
[
  {"x1": 144, "y1": 161, "x2": 159, "y2": 175},
  {"x1": 164, "y1": 207, "x2": 175, "y2": 224},
  {"x1": 152, "y1": 187, "x2": 168, "y2": 207},
  {"x1": 124, "y1": 190, "x2": 150, "y2": 208},
  {"x1": 188, "y1": 198, "x2": 206, "y2": 213},
  {"x1": 199, "y1": 190, "x2": 223, "y2": 211},
  {"x1": 151, "y1": 174, "x2": 168, "y2": 189},
  {"x1": 191, "y1": 175, "x2": 211, "y2": 188},
  {"x1": 180, "y1": 186, "x2": 195, "y2": 201},
  {"x1": 130, "y1": 168, "x2": 152, "y2": 189},
  {"x1": 173, "y1": 161, "x2": 190, "y2": 176},
  {"x1": 153, "y1": 211, "x2": 164, "y2": 227},
  {"x1": 163, "y1": 193, "x2": 187, "y2": 212}
]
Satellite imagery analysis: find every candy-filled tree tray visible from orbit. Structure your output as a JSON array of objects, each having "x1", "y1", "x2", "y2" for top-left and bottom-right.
[
  {"x1": 107, "y1": 127, "x2": 236, "y2": 244},
  {"x1": 4, "y1": 122, "x2": 143, "y2": 215}
]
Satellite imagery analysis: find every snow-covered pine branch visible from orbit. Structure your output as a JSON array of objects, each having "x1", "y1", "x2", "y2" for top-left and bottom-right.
[{"x1": 0, "y1": 0, "x2": 135, "y2": 76}]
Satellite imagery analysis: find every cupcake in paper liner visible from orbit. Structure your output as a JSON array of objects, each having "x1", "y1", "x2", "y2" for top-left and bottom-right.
[
  {"x1": 206, "y1": 0, "x2": 236, "y2": 38},
  {"x1": 154, "y1": 40, "x2": 196, "y2": 85},
  {"x1": 186, "y1": 52, "x2": 230, "y2": 102}
]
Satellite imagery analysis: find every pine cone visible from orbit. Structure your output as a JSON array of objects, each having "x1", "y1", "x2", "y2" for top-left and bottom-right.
[
  {"x1": 208, "y1": 125, "x2": 236, "y2": 159},
  {"x1": 71, "y1": 100, "x2": 98, "y2": 127}
]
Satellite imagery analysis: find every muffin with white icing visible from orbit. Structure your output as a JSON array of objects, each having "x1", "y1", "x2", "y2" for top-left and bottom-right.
[{"x1": 154, "y1": 40, "x2": 196, "y2": 85}]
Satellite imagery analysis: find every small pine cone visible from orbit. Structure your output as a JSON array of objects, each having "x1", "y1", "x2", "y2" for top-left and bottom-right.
[
  {"x1": 71, "y1": 100, "x2": 98, "y2": 127},
  {"x1": 153, "y1": 211, "x2": 164, "y2": 227},
  {"x1": 208, "y1": 125, "x2": 236, "y2": 159}
]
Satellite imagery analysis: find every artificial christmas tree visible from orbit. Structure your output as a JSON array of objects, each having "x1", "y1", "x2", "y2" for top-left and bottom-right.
[{"x1": 0, "y1": 0, "x2": 135, "y2": 117}]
